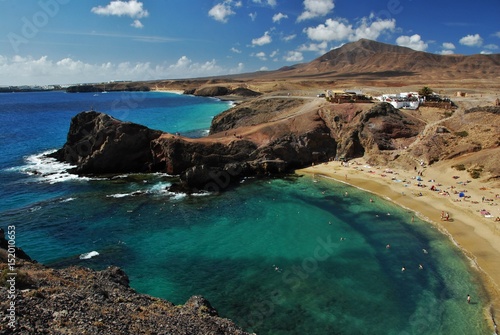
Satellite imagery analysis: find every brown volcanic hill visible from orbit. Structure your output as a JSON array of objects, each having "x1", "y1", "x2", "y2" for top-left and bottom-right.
[{"x1": 261, "y1": 39, "x2": 500, "y2": 81}]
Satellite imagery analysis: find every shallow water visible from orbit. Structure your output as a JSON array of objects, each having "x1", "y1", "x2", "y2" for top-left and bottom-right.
[{"x1": 0, "y1": 92, "x2": 492, "y2": 334}]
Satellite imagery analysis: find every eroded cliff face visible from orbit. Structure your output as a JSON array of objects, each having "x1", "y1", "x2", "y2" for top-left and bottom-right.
[
  {"x1": 316, "y1": 102, "x2": 425, "y2": 160},
  {"x1": 51, "y1": 98, "x2": 426, "y2": 191}
]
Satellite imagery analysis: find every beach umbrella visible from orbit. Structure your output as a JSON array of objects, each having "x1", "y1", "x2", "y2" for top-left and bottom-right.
[{"x1": 459, "y1": 192, "x2": 465, "y2": 198}]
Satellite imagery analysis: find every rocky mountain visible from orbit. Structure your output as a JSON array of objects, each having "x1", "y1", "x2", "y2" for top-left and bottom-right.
[{"x1": 247, "y1": 39, "x2": 500, "y2": 82}]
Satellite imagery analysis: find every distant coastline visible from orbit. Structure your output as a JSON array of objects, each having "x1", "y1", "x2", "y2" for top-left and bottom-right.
[{"x1": 0, "y1": 86, "x2": 65, "y2": 93}]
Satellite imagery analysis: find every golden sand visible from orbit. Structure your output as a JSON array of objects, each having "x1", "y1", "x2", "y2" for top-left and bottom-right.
[{"x1": 299, "y1": 159, "x2": 500, "y2": 329}]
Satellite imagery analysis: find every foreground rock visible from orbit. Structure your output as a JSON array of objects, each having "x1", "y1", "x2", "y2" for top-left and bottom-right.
[{"x1": 0, "y1": 229, "x2": 251, "y2": 335}]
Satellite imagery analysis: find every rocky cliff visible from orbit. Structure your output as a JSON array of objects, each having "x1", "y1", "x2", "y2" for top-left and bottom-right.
[
  {"x1": 50, "y1": 97, "x2": 427, "y2": 191},
  {"x1": 0, "y1": 229, "x2": 251, "y2": 335},
  {"x1": 50, "y1": 111, "x2": 164, "y2": 175}
]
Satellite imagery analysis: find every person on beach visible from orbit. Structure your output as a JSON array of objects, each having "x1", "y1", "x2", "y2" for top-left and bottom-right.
[{"x1": 467, "y1": 294, "x2": 471, "y2": 304}]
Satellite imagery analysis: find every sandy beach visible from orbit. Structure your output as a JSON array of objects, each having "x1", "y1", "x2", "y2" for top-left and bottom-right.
[
  {"x1": 299, "y1": 158, "x2": 500, "y2": 330},
  {"x1": 150, "y1": 88, "x2": 185, "y2": 94}
]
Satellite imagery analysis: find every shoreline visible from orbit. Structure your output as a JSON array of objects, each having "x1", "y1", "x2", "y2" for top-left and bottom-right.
[
  {"x1": 298, "y1": 160, "x2": 500, "y2": 333},
  {"x1": 150, "y1": 88, "x2": 185, "y2": 94}
]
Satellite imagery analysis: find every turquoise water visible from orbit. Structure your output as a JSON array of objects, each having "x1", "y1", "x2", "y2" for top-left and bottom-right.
[{"x1": 0, "y1": 92, "x2": 493, "y2": 334}]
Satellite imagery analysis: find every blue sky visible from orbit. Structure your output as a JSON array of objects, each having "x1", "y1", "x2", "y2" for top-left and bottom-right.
[{"x1": 0, "y1": 0, "x2": 499, "y2": 86}]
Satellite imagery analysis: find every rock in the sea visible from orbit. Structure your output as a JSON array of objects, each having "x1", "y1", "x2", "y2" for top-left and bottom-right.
[{"x1": 50, "y1": 111, "x2": 163, "y2": 174}]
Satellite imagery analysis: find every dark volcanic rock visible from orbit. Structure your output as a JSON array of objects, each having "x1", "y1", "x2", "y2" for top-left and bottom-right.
[
  {"x1": 0, "y1": 228, "x2": 32, "y2": 262},
  {"x1": 50, "y1": 111, "x2": 163, "y2": 174},
  {"x1": 53, "y1": 106, "x2": 337, "y2": 191},
  {"x1": 194, "y1": 86, "x2": 229, "y2": 96},
  {"x1": 0, "y1": 231, "x2": 252, "y2": 335}
]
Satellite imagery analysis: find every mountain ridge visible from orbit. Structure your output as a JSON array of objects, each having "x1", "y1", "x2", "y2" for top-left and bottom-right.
[{"x1": 261, "y1": 38, "x2": 500, "y2": 81}]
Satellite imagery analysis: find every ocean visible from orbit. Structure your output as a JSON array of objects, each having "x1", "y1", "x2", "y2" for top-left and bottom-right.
[{"x1": 0, "y1": 91, "x2": 492, "y2": 334}]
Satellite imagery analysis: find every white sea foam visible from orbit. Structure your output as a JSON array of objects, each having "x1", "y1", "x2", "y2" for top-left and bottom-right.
[
  {"x1": 60, "y1": 197, "x2": 76, "y2": 203},
  {"x1": 107, "y1": 193, "x2": 132, "y2": 198},
  {"x1": 10, "y1": 150, "x2": 89, "y2": 184},
  {"x1": 28, "y1": 206, "x2": 42, "y2": 212},
  {"x1": 79, "y1": 251, "x2": 99, "y2": 260},
  {"x1": 148, "y1": 182, "x2": 171, "y2": 194}
]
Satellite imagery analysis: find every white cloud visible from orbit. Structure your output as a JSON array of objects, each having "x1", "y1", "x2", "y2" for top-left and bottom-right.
[
  {"x1": 227, "y1": 62, "x2": 245, "y2": 74},
  {"x1": 91, "y1": 0, "x2": 149, "y2": 18},
  {"x1": 395, "y1": 34, "x2": 428, "y2": 51},
  {"x1": 459, "y1": 34, "x2": 483, "y2": 47},
  {"x1": 231, "y1": 47, "x2": 242, "y2": 53},
  {"x1": 252, "y1": 31, "x2": 272, "y2": 46},
  {"x1": 252, "y1": 0, "x2": 277, "y2": 7},
  {"x1": 298, "y1": 41, "x2": 328, "y2": 54},
  {"x1": 269, "y1": 50, "x2": 279, "y2": 58},
  {"x1": 480, "y1": 50, "x2": 492, "y2": 55},
  {"x1": 273, "y1": 13, "x2": 288, "y2": 23},
  {"x1": 284, "y1": 51, "x2": 303, "y2": 62},
  {"x1": 131, "y1": 19, "x2": 144, "y2": 28},
  {"x1": 354, "y1": 18, "x2": 395, "y2": 40},
  {"x1": 297, "y1": 0, "x2": 334, "y2": 22},
  {"x1": 249, "y1": 12, "x2": 257, "y2": 21},
  {"x1": 442, "y1": 42, "x2": 455, "y2": 50},
  {"x1": 283, "y1": 34, "x2": 296, "y2": 42},
  {"x1": 0, "y1": 55, "x2": 243, "y2": 86},
  {"x1": 440, "y1": 42, "x2": 455, "y2": 55},
  {"x1": 494, "y1": 32, "x2": 500, "y2": 38},
  {"x1": 304, "y1": 19, "x2": 351, "y2": 41},
  {"x1": 304, "y1": 18, "x2": 395, "y2": 42},
  {"x1": 439, "y1": 49, "x2": 454, "y2": 55},
  {"x1": 484, "y1": 44, "x2": 499, "y2": 50},
  {"x1": 208, "y1": 1, "x2": 238, "y2": 23},
  {"x1": 254, "y1": 51, "x2": 267, "y2": 60}
]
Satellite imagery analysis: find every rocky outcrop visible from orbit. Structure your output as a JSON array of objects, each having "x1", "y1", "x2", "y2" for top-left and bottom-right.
[
  {"x1": 51, "y1": 98, "x2": 427, "y2": 191},
  {"x1": 50, "y1": 112, "x2": 163, "y2": 174},
  {"x1": 66, "y1": 83, "x2": 150, "y2": 93},
  {"x1": 52, "y1": 100, "x2": 338, "y2": 191},
  {"x1": 0, "y1": 231, "x2": 251, "y2": 335},
  {"x1": 183, "y1": 86, "x2": 262, "y2": 98},
  {"x1": 317, "y1": 102, "x2": 424, "y2": 160}
]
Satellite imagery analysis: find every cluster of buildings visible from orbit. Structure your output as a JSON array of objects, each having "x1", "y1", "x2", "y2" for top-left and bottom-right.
[
  {"x1": 374, "y1": 92, "x2": 422, "y2": 110},
  {"x1": 319, "y1": 90, "x2": 438, "y2": 110}
]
